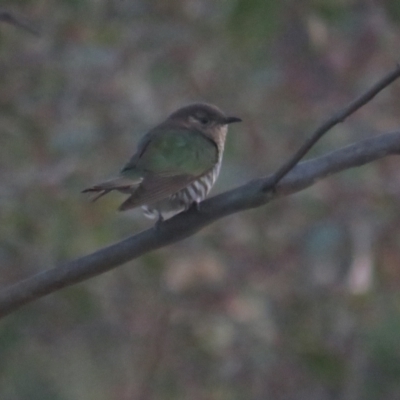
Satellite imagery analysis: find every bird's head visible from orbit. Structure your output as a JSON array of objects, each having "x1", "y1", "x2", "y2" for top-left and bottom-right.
[{"x1": 167, "y1": 103, "x2": 242, "y2": 143}]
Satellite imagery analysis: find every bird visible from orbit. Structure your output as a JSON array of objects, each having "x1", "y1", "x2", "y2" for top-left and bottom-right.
[{"x1": 82, "y1": 103, "x2": 242, "y2": 222}]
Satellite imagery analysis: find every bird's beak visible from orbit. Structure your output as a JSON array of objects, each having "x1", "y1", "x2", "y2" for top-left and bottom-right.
[{"x1": 225, "y1": 116, "x2": 242, "y2": 124}]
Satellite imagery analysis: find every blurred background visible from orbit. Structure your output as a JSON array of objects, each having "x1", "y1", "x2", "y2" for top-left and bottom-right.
[{"x1": 1, "y1": 0, "x2": 400, "y2": 399}]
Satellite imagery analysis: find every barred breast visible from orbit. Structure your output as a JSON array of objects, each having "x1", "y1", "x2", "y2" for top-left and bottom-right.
[{"x1": 142, "y1": 160, "x2": 222, "y2": 220}]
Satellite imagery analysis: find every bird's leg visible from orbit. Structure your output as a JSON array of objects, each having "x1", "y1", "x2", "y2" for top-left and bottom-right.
[
  {"x1": 188, "y1": 200, "x2": 201, "y2": 212},
  {"x1": 154, "y1": 211, "x2": 164, "y2": 230}
]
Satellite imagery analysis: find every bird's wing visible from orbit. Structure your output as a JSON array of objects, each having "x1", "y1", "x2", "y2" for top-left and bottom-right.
[
  {"x1": 118, "y1": 173, "x2": 196, "y2": 210},
  {"x1": 121, "y1": 128, "x2": 218, "y2": 177},
  {"x1": 118, "y1": 129, "x2": 218, "y2": 210}
]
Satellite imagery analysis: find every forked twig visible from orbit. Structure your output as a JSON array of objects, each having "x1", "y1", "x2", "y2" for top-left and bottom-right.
[{"x1": 266, "y1": 64, "x2": 400, "y2": 190}]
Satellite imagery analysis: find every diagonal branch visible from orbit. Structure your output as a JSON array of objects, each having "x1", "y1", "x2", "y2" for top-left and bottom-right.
[
  {"x1": 265, "y1": 64, "x2": 400, "y2": 190},
  {"x1": 1, "y1": 130, "x2": 400, "y2": 318}
]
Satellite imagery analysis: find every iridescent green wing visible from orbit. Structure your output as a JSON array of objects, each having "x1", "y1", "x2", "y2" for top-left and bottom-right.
[
  {"x1": 119, "y1": 128, "x2": 218, "y2": 209},
  {"x1": 124, "y1": 128, "x2": 217, "y2": 176}
]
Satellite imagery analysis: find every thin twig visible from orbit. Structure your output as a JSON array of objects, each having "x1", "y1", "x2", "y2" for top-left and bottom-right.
[
  {"x1": 265, "y1": 64, "x2": 400, "y2": 191},
  {"x1": 0, "y1": 10, "x2": 39, "y2": 35}
]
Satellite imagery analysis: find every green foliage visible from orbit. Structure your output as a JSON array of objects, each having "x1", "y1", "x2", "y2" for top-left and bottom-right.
[
  {"x1": 301, "y1": 348, "x2": 345, "y2": 385},
  {"x1": 227, "y1": 0, "x2": 282, "y2": 48},
  {"x1": 311, "y1": 0, "x2": 350, "y2": 22}
]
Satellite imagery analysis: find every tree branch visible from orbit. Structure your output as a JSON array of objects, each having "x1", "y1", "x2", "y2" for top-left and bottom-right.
[
  {"x1": 1, "y1": 130, "x2": 400, "y2": 318},
  {"x1": 265, "y1": 64, "x2": 400, "y2": 189},
  {"x1": 0, "y1": 9, "x2": 39, "y2": 35},
  {"x1": 1, "y1": 67, "x2": 400, "y2": 318}
]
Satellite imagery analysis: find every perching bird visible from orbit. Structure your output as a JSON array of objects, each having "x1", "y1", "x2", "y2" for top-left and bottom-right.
[{"x1": 82, "y1": 103, "x2": 241, "y2": 221}]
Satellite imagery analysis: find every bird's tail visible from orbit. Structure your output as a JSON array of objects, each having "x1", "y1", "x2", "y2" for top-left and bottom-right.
[{"x1": 82, "y1": 177, "x2": 141, "y2": 202}]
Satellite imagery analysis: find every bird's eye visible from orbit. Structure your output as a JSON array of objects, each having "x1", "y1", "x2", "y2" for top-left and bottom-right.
[{"x1": 199, "y1": 117, "x2": 209, "y2": 125}]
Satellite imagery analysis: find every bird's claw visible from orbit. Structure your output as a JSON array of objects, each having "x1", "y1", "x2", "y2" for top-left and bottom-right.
[
  {"x1": 154, "y1": 212, "x2": 164, "y2": 231},
  {"x1": 189, "y1": 201, "x2": 201, "y2": 212}
]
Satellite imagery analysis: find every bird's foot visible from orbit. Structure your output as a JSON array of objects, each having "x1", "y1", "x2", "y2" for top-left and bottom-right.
[
  {"x1": 189, "y1": 201, "x2": 201, "y2": 212},
  {"x1": 154, "y1": 212, "x2": 164, "y2": 231}
]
